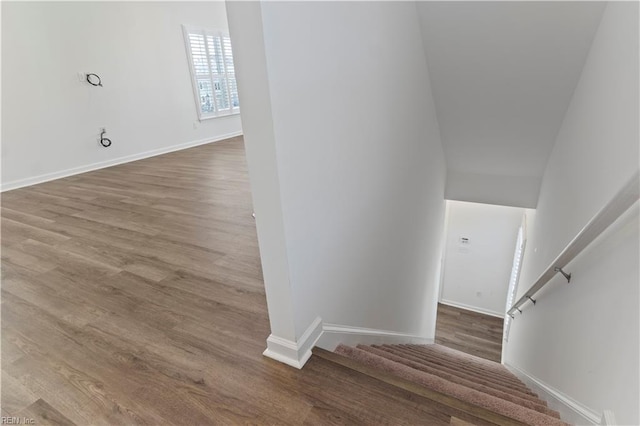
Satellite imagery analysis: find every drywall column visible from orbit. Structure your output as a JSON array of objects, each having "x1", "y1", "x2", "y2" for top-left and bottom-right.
[
  {"x1": 504, "y1": 3, "x2": 639, "y2": 424},
  {"x1": 259, "y1": 0, "x2": 447, "y2": 340},
  {"x1": 227, "y1": 1, "x2": 447, "y2": 366},
  {"x1": 225, "y1": 2, "x2": 300, "y2": 367}
]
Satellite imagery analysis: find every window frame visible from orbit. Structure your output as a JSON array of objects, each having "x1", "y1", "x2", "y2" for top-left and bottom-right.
[{"x1": 182, "y1": 25, "x2": 240, "y2": 121}]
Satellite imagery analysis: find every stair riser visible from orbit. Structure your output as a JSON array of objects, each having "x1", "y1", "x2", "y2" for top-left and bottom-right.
[
  {"x1": 394, "y1": 345, "x2": 530, "y2": 389},
  {"x1": 405, "y1": 345, "x2": 522, "y2": 382},
  {"x1": 402, "y1": 345, "x2": 528, "y2": 389},
  {"x1": 388, "y1": 346, "x2": 533, "y2": 394},
  {"x1": 367, "y1": 346, "x2": 545, "y2": 405},
  {"x1": 335, "y1": 345, "x2": 565, "y2": 426},
  {"x1": 316, "y1": 347, "x2": 531, "y2": 426},
  {"x1": 407, "y1": 344, "x2": 524, "y2": 383},
  {"x1": 358, "y1": 345, "x2": 556, "y2": 415},
  {"x1": 376, "y1": 346, "x2": 537, "y2": 399}
]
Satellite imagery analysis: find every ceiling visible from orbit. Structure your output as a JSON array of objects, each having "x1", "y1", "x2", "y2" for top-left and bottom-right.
[{"x1": 416, "y1": 2, "x2": 606, "y2": 207}]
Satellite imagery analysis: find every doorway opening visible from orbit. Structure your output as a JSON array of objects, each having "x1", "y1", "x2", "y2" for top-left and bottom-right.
[{"x1": 434, "y1": 200, "x2": 527, "y2": 362}]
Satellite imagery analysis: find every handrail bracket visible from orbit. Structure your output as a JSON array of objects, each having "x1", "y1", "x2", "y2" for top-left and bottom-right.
[{"x1": 554, "y1": 267, "x2": 572, "y2": 283}]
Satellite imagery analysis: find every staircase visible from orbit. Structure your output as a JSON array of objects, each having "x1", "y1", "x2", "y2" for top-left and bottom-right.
[{"x1": 315, "y1": 343, "x2": 567, "y2": 426}]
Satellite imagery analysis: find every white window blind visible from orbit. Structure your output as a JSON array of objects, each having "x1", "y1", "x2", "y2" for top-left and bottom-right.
[
  {"x1": 183, "y1": 26, "x2": 239, "y2": 120},
  {"x1": 503, "y1": 225, "x2": 525, "y2": 343}
]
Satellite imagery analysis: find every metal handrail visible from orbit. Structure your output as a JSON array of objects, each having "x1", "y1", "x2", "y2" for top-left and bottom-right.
[{"x1": 507, "y1": 171, "x2": 640, "y2": 317}]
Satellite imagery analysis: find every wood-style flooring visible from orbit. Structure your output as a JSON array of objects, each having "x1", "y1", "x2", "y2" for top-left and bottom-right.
[
  {"x1": 2, "y1": 137, "x2": 495, "y2": 425},
  {"x1": 435, "y1": 303, "x2": 504, "y2": 363}
]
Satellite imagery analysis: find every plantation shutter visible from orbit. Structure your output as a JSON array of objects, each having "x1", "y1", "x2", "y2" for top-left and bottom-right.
[{"x1": 184, "y1": 27, "x2": 239, "y2": 119}]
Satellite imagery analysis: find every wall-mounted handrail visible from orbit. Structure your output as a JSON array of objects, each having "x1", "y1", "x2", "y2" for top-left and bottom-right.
[{"x1": 508, "y1": 171, "x2": 639, "y2": 317}]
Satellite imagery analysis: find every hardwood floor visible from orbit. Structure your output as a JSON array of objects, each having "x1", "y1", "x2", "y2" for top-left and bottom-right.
[
  {"x1": 435, "y1": 303, "x2": 504, "y2": 363},
  {"x1": 2, "y1": 137, "x2": 494, "y2": 425}
]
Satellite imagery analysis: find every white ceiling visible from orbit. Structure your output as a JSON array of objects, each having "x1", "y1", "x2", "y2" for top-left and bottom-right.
[{"x1": 417, "y1": 1, "x2": 606, "y2": 205}]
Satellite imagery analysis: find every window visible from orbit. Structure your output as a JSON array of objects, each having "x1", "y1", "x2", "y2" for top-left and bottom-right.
[
  {"x1": 183, "y1": 26, "x2": 239, "y2": 120},
  {"x1": 503, "y1": 224, "x2": 526, "y2": 343}
]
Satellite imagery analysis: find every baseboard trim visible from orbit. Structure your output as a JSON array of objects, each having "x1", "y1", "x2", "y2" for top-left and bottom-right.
[
  {"x1": 505, "y1": 363, "x2": 601, "y2": 425},
  {"x1": 316, "y1": 323, "x2": 433, "y2": 351},
  {"x1": 439, "y1": 299, "x2": 505, "y2": 318},
  {"x1": 263, "y1": 316, "x2": 323, "y2": 369},
  {"x1": 263, "y1": 318, "x2": 432, "y2": 369},
  {"x1": 1, "y1": 131, "x2": 243, "y2": 192}
]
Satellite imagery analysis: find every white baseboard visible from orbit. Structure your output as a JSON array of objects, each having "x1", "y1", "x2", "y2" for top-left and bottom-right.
[
  {"x1": 1, "y1": 131, "x2": 243, "y2": 192},
  {"x1": 315, "y1": 323, "x2": 433, "y2": 351},
  {"x1": 264, "y1": 319, "x2": 433, "y2": 368},
  {"x1": 263, "y1": 316, "x2": 323, "y2": 369},
  {"x1": 505, "y1": 363, "x2": 601, "y2": 425},
  {"x1": 439, "y1": 299, "x2": 505, "y2": 318}
]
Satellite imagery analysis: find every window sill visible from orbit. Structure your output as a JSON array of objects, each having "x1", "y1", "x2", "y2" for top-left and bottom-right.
[{"x1": 199, "y1": 110, "x2": 240, "y2": 122}]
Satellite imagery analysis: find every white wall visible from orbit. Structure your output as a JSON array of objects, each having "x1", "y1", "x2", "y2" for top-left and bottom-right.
[
  {"x1": 417, "y1": 2, "x2": 606, "y2": 211},
  {"x1": 224, "y1": 1, "x2": 297, "y2": 345},
  {"x1": 445, "y1": 172, "x2": 540, "y2": 209},
  {"x1": 1, "y1": 2, "x2": 242, "y2": 190},
  {"x1": 440, "y1": 201, "x2": 524, "y2": 317},
  {"x1": 227, "y1": 1, "x2": 447, "y2": 355},
  {"x1": 505, "y1": 3, "x2": 639, "y2": 424}
]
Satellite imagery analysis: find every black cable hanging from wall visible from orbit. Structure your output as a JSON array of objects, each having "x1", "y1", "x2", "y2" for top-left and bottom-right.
[
  {"x1": 85, "y1": 72, "x2": 112, "y2": 148},
  {"x1": 86, "y1": 73, "x2": 103, "y2": 87},
  {"x1": 100, "y1": 129, "x2": 111, "y2": 147}
]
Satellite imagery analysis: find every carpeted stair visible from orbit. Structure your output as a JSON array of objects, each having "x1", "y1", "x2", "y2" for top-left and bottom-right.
[{"x1": 334, "y1": 343, "x2": 567, "y2": 426}]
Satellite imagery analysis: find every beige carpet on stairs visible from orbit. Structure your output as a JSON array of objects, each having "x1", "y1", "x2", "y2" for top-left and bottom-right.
[{"x1": 335, "y1": 343, "x2": 568, "y2": 426}]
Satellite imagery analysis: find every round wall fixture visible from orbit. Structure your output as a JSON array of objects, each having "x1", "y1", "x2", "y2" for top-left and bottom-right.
[{"x1": 86, "y1": 73, "x2": 103, "y2": 87}]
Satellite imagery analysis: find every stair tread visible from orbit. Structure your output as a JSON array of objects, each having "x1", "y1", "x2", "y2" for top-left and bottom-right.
[
  {"x1": 333, "y1": 344, "x2": 566, "y2": 426},
  {"x1": 359, "y1": 345, "x2": 552, "y2": 412},
  {"x1": 410, "y1": 344, "x2": 520, "y2": 378},
  {"x1": 382, "y1": 345, "x2": 535, "y2": 395},
  {"x1": 314, "y1": 347, "x2": 529, "y2": 426},
  {"x1": 374, "y1": 345, "x2": 530, "y2": 393},
  {"x1": 403, "y1": 345, "x2": 528, "y2": 387}
]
